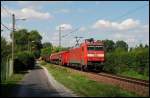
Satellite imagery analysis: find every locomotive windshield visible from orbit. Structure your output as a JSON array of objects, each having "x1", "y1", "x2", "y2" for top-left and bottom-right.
[{"x1": 88, "y1": 45, "x2": 104, "y2": 51}]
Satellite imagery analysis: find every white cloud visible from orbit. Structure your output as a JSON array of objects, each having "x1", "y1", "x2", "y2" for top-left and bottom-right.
[
  {"x1": 2, "y1": 7, "x2": 52, "y2": 20},
  {"x1": 79, "y1": 27, "x2": 86, "y2": 32},
  {"x1": 109, "y1": 26, "x2": 149, "y2": 47},
  {"x1": 93, "y1": 18, "x2": 140, "y2": 30},
  {"x1": 56, "y1": 24, "x2": 72, "y2": 31}
]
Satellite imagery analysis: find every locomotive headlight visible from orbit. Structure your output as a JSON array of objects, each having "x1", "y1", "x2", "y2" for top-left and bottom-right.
[
  {"x1": 87, "y1": 54, "x2": 104, "y2": 57},
  {"x1": 97, "y1": 54, "x2": 104, "y2": 57},
  {"x1": 87, "y1": 54, "x2": 94, "y2": 57}
]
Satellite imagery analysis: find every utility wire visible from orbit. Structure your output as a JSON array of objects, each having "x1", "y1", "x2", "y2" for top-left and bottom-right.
[
  {"x1": 112, "y1": 4, "x2": 148, "y2": 21},
  {"x1": 1, "y1": 4, "x2": 12, "y2": 16},
  {"x1": 1, "y1": 23, "x2": 12, "y2": 31},
  {"x1": 61, "y1": 28, "x2": 79, "y2": 38}
]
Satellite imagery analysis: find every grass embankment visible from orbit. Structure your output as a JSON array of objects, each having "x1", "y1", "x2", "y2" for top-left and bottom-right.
[
  {"x1": 1, "y1": 72, "x2": 26, "y2": 97},
  {"x1": 40, "y1": 61, "x2": 138, "y2": 97},
  {"x1": 118, "y1": 70, "x2": 149, "y2": 80}
]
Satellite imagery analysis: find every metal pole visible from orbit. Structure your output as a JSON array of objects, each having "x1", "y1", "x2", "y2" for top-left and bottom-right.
[
  {"x1": 59, "y1": 26, "x2": 61, "y2": 47},
  {"x1": 12, "y1": 14, "x2": 15, "y2": 73},
  {"x1": 28, "y1": 35, "x2": 30, "y2": 51}
]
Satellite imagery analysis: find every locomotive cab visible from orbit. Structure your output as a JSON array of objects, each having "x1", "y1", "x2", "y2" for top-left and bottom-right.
[
  {"x1": 85, "y1": 39, "x2": 105, "y2": 70},
  {"x1": 87, "y1": 45, "x2": 104, "y2": 61}
]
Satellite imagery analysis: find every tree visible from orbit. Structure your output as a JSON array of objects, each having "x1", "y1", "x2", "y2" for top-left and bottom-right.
[
  {"x1": 10, "y1": 29, "x2": 29, "y2": 51},
  {"x1": 41, "y1": 47, "x2": 52, "y2": 57},
  {"x1": 115, "y1": 40, "x2": 128, "y2": 51},
  {"x1": 28, "y1": 30, "x2": 42, "y2": 59},
  {"x1": 42, "y1": 42, "x2": 52, "y2": 48},
  {"x1": 129, "y1": 47, "x2": 133, "y2": 52},
  {"x1": 139, "y1": 44, "x2": 143, "y2": 48},
  {"x1": 1, "y1": 36, "x2": 11, "y2": 59},
  {"x1": 28, "y1": 30, "x2": 42, "y2": 42},
  {"x1": 102, "y1": 39, "x2": 115, "y2": 52},
  {"x1": 10, "y1": 29, "x2": 43, "y2": 58},
  {"x1": 145, "y1": 44, "x2": 149, "y2": 48}
]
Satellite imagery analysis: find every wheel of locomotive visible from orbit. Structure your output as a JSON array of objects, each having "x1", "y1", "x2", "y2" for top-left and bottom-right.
[
  {"x1": 59, "y1": 60, "x2": 62, "y2": 66},
  {"x1": 83, "y1": 65, "x2": 89, "y2": 72},
  {"x1": 96, "y1": 65, "x2": 104, "y2": 72},
  {"x1": 80, "y1": 65, "x2": 84, "y2": 71}
]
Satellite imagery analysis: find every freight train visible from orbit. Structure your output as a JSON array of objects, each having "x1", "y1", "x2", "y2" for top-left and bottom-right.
[{"x1": 43, "y1": 39, "x2": 105, "y2": 71}]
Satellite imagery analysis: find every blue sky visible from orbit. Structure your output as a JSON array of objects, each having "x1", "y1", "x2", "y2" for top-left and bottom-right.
[{"x1": 1, "y1": 1, "x2": 149, "y2": 47}]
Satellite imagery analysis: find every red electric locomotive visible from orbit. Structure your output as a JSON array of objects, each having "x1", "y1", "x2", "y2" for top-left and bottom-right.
[
  {"x1": 68, "y1": 39, "x2": 105, "y2": 71},
  {"x1": 49, "y1": 38, "x2": 105, "y2": 71}
]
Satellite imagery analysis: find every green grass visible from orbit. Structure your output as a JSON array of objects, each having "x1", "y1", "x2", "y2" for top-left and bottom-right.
[
  {"x1": 1, "y1": 72, "x2": 26, "y2": 97},
  {"x1": 2, "y1": 73, "x2": 25, "y2": 84},
  {"x1": 40, "y1": 60, "x2": 47, "y2": 65},
  {"x1": 118, "y1": 70, "x2": 149, "y2": 80},
  {"x1": 40, "y1": 61, "x2": 139, "y2": 97}
]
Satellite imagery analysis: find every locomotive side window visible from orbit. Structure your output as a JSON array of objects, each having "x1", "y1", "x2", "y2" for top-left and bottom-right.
[
  {"x1": 95, "y1": 46, "x2": 103, "y2": 50},
  {"x1": 88, "y1": 45, "x2": 103, "y2": 51},
  {"x1": 88, "y1": 46, "x2": 95, "y2": 50}
]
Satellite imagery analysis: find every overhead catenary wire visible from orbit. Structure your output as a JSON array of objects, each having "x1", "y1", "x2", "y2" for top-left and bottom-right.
[
  {"x1": 1, "y1": 4, "x2": 13, "y2": 31},
  {"x1": 1, "y1": 23, "x2": 12, "y2": 31},
  {"x1": 61, "y1": 28, "x2": 80, "y2": 38},
  {"x1": 112, "y1": 4, "x2": 148, "y2": 21},
  {"x1": 1, "y1": 4, "x2": 13, "y2": 16}
]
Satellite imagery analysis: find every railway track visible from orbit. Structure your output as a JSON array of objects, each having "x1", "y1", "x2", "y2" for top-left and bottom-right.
[
  {"x1": 79, "y1": 71, "x2": 149, "y2": 96},
  {"x1": 83, "y1": 71, "x2": 149, "y2": 97},
  {"x1": 69, "y1": 66, "x2": 149, "y2": 87},
  {"x1": 96, "y1": 72, "x2": 149, "y2": 87}
]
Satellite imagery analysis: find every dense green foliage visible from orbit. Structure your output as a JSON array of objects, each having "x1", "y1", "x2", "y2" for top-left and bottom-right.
[
  {"x1": 41, "y1": 47, "x2": 52, "y2": 57},
  {"x1": 1, "y1": 29, "x2": 43, "y2": 75},
  {"x1": 115, "y1": 40, "x2": 128, "y2": 51},
  {"x1": 42, "y1": 42, "x2": 52, "y2": 48},
  {"x1": 10, "y1": 29, "x2": 43, "y2": 72},
  {"x1": 1, "y1": 37, "x2": 11, "y2": 60},
  {"x1": 14, "y1": 51, "x2": 35, "y2": 72},
  {"x1": 41, "y1": 42, "x2": 53, "y2": 57},
  {"x1": 10, "y1": 29, "x2": 42, "y2": 58},
  {"x1": 1, "y1": 37, "x2": 12, "y2": 81},
  {"x1": 103, "y1": 46, "x2": 149, "y2": 80},
  {"x1": 102, "y1": 39, "x2": 115, "y2": 52}
]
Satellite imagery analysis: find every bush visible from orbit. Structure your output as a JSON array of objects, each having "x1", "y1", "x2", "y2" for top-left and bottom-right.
[
  {"x1": 33, "y1": 50, "x2": 41, "y2": 59},
  {"x1": 104, "y1": 47, "x2": 149, "y2": 76},
  {"x1": 14, "y1": 51, "x2": 35, "y2": 72}
]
